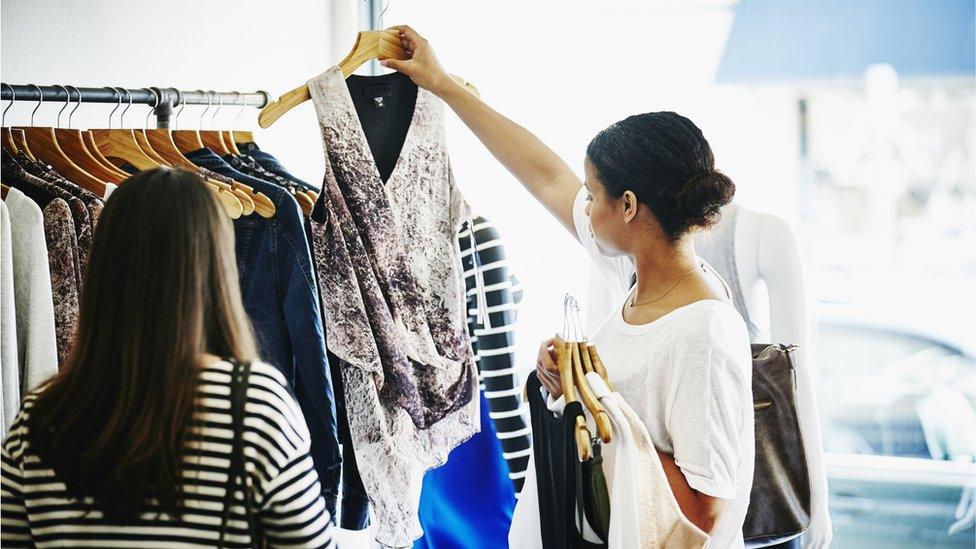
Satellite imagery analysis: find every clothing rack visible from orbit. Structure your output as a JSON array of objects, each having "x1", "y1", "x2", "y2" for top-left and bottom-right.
[{"x1": 0, "y1": 84, "x2": 269, "y2": 129}]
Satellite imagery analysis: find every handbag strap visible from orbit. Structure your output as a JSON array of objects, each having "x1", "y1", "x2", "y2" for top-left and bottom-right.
[{"x1": 218, "y1": 358, "x2": 257, "y2": 548}]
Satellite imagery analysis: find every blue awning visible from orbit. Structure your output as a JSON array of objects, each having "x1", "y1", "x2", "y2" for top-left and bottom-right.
[{"x1": 715, "y1": 0, "x2": 976, "y2": 83}]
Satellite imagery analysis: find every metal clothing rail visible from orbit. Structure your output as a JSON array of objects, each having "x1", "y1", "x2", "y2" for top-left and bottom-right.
[{"x1": 0, "y1": 84, "x2": 269, "y2": 129}]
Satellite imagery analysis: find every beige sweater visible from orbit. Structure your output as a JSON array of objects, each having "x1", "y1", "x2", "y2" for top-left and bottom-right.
[{"x1": 4, "y1": 189, "x2": 58, "y2": 401}]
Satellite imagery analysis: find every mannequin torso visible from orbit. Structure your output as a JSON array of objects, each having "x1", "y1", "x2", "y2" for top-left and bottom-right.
[{"x1": 698, "y1": 204, "x2": 833, "y2": 549}]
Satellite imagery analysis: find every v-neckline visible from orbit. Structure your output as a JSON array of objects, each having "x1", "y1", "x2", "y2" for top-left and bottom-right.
[{"x1": 327, "y1": 66, "x2": 423, "y2": 187}]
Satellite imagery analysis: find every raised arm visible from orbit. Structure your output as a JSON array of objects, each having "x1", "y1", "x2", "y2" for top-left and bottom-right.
[{"x1": 382, "y1": 25, "x2": 582, "y2": 238}]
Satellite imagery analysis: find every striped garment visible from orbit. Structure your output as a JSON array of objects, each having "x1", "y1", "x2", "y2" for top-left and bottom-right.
[
  {"x1": 0, "y1": 360, "x2": 336, "y2": 548},
  {"x1": 459, "y1": 216, "x2": 532, "y2": 495}
]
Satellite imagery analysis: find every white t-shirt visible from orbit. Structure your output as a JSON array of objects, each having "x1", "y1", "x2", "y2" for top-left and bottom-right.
[
  {"x1": 511, "y1": 371, "x2": 710, "y2": 549},
  {"x1": 574, "y1": 188, "x2": 755, "y2": 548}
]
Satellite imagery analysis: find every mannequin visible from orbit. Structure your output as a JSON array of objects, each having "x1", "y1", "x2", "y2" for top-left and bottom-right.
[{"x1": 585, "y1": 203, "x2": 832, "y2": 549}]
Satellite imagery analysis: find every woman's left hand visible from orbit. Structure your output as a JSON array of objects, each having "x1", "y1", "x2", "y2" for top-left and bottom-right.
[{"x1": 535, "y1": 337, "x2": 563, "y2": 398}]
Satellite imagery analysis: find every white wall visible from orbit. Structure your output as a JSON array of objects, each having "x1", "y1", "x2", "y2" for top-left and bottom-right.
[{"x1": 1, "y1": 0, "x2": 349, "y2": 186}]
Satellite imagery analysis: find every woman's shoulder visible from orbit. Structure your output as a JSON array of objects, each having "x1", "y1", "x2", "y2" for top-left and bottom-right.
[
  {"x1": 669, "y1": 300, "x2": 751, "y2": 357},
  {"x1": 202, "y1": 358, "x2": 287, "y2": 385},
  {"x1": 203, "y1": 359, "x2": 308, "y2": 435},
  {"x1": 676, "y1": 299, "x2": 748, "y2": 331},
  {"x1": 3, "y1": 390, "x2": 44, "y2": 459},
  {"x1": 202, "y1": 359, "x2": 295, "y2": 406}
]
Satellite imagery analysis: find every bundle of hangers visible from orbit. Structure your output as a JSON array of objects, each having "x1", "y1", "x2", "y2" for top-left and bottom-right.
[
  {"x1": 0, "y1": 84, "x2": 320, "y2": 218},
  {"x1": 555, "y1": 295, "x2": 614, "y2": 461}
]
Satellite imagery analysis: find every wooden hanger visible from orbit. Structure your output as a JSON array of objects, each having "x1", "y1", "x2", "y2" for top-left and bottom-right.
[
  {"x1": 134, "y1": 129, "x2": 171, "y2": 165},
  {"x1": 137, "y1": 89, "x2": 194, "y2": 169},
  {"x1": 221, "y1": 131, "x2": 240, "y2": 155},
  {"x1": 205, "y1": 181, "x2": 243, "y2": 219},
  {"x1": 139, "y1": 91, "x2": 264, "y2": 217},
  {"x1": 257, "y1": 28, "x2": 479, "y2": 128},
  {"x1": 214, "y1": 94, "x2": 242, "y2": 155},
  {"x1": 54, "y1": 127, "x2": 125, "y2": 184},
  {"x1": 173, "y1": 128, "x2": 205, "y2": 153},
  {"x1": 51, "y1": 86, "x2": 126, "y2": 183},
  {"x1": 83, "y1": 131, "x2": 128, "y2": 178},
  {"x1": 45, "y1": 86, "x2": 125, "y2": 183},
  {"x1": 570, "y1": 341, "x2": 613, "y2": 443},
  {"x1": 88, "y1": 88, "x2": 160, "y2": 172},
  {"x1": 231, "y1": 130, "x2": 254, "y2": 145},
  {"x1": 565, "y1": 297, "x2": 612, "y2": 388},
  {"x1": 554, "y1": 337, "x2": 592, "y2": 461},
  {"x1": 1, "y1": 183, "x2": 9, "y2": 200},
  {"x1": 198, "y1": 90, "x2": 230, "y2": 156},
  {"x1": 91, "y1": 128, "x2": 159, "y2": 171},
  {"x1": 583, "y1": 343, "x2": 613, "y2": 391},
  {"x1": 202, "y1": 92, "x2": 232, "y2": 155},
  {"x1": 1, "y1": 129, "x2": 17, "y2": 156},
  {"x1": 141, "y1": 100, "x2": 271, "y2": 218},
  {"x1": 21, "y1": 126, "x2": 108, "y2": 195},
  {"x1": 169, "y1": 98, "x2": 204, "y2": 153},
  {"x1": 144, "y1": 129, "x2": 188, "y2": 166},
  {"x1": 16, "y1": 86, "x2": 108, "y2": 194},
  {"x1": 11, "y1": 129, "x2": 36, "y2": 161},
  {"x1": 201, "y1": 130, "x2": 230, "y2": 155},
  {"x1": 51, "y1": 88, "x2": 128, "y2": 179},
  {"x1": 291, "y1": 188, "x2": 315, "y2": 216},
  {"x1": 148, "y1": 127, "x2": 272, "y2": 218},
  {"x1": 229, "y1": 94, "x2": 255, "y2": 149},
  {"x1": 135, "y1": 129, "x2": 249, "y2": 214}
]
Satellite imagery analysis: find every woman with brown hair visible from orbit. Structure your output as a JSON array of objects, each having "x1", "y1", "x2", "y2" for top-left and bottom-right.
[{"x1": 0, "y1": 169, "x2": 336, "y2": 548}]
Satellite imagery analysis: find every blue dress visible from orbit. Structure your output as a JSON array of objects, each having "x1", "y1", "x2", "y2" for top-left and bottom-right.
[{"x1": 414, "y1": 391, "x2": 516, "y2": 549}]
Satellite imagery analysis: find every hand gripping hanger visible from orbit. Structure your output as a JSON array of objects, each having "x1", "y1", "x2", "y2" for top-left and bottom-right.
[
  {"x1": 563, "y1": 295, "x2": 613, "y2": 446},
  {"x1": 566, "y1": 294, "x2": 613, "y2": 390},
  {"x1": 257, "y1": 0, "x2": 479, "y2": 128}
]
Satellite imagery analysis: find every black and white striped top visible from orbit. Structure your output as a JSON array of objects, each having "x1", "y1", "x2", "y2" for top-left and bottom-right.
[
  {"x1": 459, "y1": 216, "x2": 532, "y2": 495},
  {"x1": 0, "y1": 360, "x2": 336, "y2": 548}
]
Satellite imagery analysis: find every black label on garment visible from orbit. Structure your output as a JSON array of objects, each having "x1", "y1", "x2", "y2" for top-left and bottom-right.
[{"x1": 363, "y1": 84, "x2": 393, "y2": 108}]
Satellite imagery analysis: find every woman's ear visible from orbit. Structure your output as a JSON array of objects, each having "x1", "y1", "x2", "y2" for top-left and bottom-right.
[{"x1": 622, "y1": 190, "x2": 638, "y2": 223}]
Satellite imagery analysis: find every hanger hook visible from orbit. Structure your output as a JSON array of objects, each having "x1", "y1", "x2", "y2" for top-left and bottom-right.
[
  {"x1": 119, "y1": 87, "x2": 134, "y2": 128},
  {"x1": 198, "y1": 90, "x2": 212, "y2": 131},
  {"x1": 55, "y1": 85, "x2": 70, "y2": 129},
  {"x1": 569, "y1": 295, "x2": 584, "y2": 341},
  {"x1": 210, "y1": 90, "x2": 223, "y2": 128},
  {"x1": 562, "y1": 293, "x2": 570, "y2": 340},
  {"x1": 175, "y1": 90, "x2": 187, "y2": 131},
  {"x1": 29, "y1": 84, "x2": 43, "y2": 127},
  {"x1": 106, "y1": 87, "x2": 122, "y2": 130},
  {"x1": 145, "y1": 88, "x2": 160, "y2": 130},
  {"x1": 3, "y1": 83, "x2": 16, "y2": 128},
  {"x1": 66, "y1": 85, "x2": 81, "y2": 130},
  {"x1": 377, "y1": 0, "x2": 391, "y2": 29},
  {"x1": 233, "y1": 91, "x2": 247, "y2": 129}
]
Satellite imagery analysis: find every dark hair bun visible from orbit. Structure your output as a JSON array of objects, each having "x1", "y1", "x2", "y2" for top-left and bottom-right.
[
  {"x1": 586, "y1": 111, "x2": 736, "y2": 243},
  {"x1": 676, "y1": 170, "x2": 735, "y2": 230}
]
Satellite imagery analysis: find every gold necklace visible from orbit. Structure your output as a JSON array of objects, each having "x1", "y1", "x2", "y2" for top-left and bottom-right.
[{"x1": 629, "y1": 263, "x2": 703, "y2": 308}]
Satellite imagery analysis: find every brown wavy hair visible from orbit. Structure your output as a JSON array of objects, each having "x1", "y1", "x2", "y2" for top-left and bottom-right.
[{"x1": 28, "y1": 168, "x2": 258, "y2": 521}]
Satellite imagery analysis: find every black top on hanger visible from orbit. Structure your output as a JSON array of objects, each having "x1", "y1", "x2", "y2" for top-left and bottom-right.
[{"x1": 346, "y1": 72, "x2": 417, "y2": 185}]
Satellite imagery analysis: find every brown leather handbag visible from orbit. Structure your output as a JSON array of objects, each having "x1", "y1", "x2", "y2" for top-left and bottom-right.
[{"x1": 744, "y1": 343, "x2": 812, "y2": 548}]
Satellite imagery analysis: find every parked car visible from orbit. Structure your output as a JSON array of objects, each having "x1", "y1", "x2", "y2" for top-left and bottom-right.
[{"x1": 816, "y1": 319, "x2": 975, "y2": 548}]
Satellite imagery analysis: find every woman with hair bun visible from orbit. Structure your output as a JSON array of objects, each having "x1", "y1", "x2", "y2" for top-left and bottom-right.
[{"x1": 383, "y1": 26, "x2": 755, "y2": 548}]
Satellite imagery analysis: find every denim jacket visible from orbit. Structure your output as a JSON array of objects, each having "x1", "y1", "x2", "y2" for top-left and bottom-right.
[
  {"x1": 236, "y1": 142, "x2": 317, "y2": 191},
  {"x1": 185, "y1": 148, "x2": 341, "y2": 512}
]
